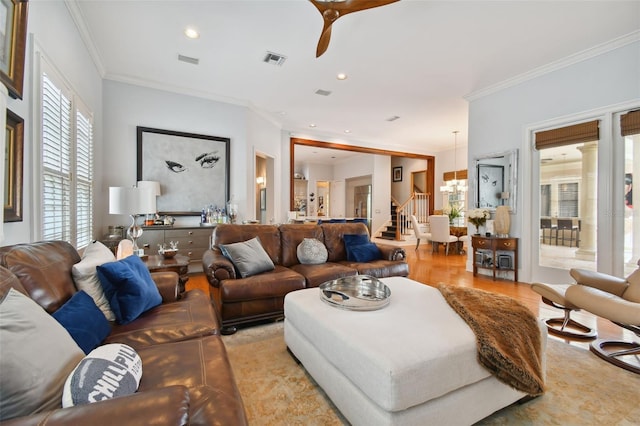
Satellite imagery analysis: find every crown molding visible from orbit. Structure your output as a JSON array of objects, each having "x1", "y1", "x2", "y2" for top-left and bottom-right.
[
  {"x1": 64, "y1": 0, "x2": 106, "y2": 77},
  {"x1": 465, "y1": 30, "x2": 640, "y2": 102}
]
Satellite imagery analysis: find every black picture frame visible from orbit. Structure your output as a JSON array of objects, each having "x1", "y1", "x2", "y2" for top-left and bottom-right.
[
  {"x1": 477, "y1": 164, "x2": 504, "y2": 209},
  {"x1": 137, "y1": 126, "x2": 230, "y2": 216},
  {"x1": 393, "y1": 166, "x2": 403, "y2": 182},
  {"x1": 4, "y1": 108, "x2": 22, "y2": 222},
  {"x1": 0, "y1": 0, "x2": 28, "y2": 99}
]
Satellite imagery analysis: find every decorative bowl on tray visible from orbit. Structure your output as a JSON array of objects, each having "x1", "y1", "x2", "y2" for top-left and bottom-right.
[
  {"x1": 319, "y1": 275, "x2": 391, "y2": 311},
  {"x1": 159, "y1": 249, "x2": 178, "y2": 259}
]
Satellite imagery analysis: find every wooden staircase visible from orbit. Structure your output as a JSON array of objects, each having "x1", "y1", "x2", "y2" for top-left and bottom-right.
[
  {"x1": 379, "y1": 202, "x2": 399, "y2": 240},
  {"x1": 376, "y1": 193, "x2": 430, "y2": 241}
]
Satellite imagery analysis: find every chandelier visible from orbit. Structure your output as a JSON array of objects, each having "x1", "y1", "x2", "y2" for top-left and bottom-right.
[{"x1": 440, "y1": 131, "x2": 468, "y2": 193}]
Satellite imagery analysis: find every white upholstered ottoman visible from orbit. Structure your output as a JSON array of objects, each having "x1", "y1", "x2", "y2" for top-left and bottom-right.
[{"x1": 284, "y1": 276, "x2": 546, "y2": 426}]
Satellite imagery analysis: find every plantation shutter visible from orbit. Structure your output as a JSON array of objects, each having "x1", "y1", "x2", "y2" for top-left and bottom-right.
[
  {"x1": 75, "y1": 108, "x2": 93, "y2": 248},
  {"x1": 42, "y1": 73, "x2": 72, "y2": 242}
]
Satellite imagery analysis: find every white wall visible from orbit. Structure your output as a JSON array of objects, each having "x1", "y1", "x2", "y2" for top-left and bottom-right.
[
  {"x1": 102, "y1": 81, "x2": 280, "y2": 231},
  {"x1": 468, "y1": 38, "x2": 640, "y2": 282},
  {"x1": 3, "y1": 1, "x2": 103, "y2": 245}
]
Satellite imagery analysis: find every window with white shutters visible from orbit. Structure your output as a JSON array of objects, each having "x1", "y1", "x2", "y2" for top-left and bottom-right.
[{"x1": 40, "y1": 64, "x2": 94, "y2": 248}]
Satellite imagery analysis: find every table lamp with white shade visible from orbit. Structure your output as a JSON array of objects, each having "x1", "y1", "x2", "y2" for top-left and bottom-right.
[
  {"x1": 137, "y1": 181, "x2": 161, "y2": 225},
  {"x1": 109, "y1": 186, "x2": 156, "y2": 256}
]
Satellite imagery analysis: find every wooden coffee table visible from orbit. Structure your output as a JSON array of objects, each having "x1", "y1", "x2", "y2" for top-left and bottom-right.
[{"x1": 143, "y1": 254, "x2": 190, "y2": 295}]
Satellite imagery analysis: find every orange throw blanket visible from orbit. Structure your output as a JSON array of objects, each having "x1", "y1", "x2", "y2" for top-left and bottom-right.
[{"x1": 439, "y1": 285, "x2": 545, "y2": 396}]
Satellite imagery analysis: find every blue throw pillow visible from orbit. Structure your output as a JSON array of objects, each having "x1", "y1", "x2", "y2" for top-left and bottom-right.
[
  {"x1": 348, "y1": 242, "x2": 382, "y2": 262},
  {"x1": 97, "y1": 255, "x2": 162, "y2": 325},
  {"x1": 343, "y1": 233, "x2": 371, "y2": 261},
  {"x1": 52, "y1": 291, "x2": 111, "y2": 354}
]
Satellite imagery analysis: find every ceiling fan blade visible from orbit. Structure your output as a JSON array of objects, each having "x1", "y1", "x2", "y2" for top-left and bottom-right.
[
  {"x1": 316, "y1": 22, "x2": 333, "y2": 57},
  {"x1": 309, "y1": 0, "x2": 400, "y2": 57}
]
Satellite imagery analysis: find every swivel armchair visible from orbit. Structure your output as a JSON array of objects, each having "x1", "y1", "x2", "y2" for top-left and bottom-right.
[{"x1": 566, "y1": 267, "x2": 640, "y2": 374}]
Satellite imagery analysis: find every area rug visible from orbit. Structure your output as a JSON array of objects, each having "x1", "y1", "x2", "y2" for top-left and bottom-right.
[{"x1": 222, "y1": 322, "x2": 640, "y2": 426}]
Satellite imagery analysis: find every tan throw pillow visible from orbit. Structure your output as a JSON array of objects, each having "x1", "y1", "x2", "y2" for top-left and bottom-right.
[
  {"x1": 72, "y1": 241, "x2": 116, "y2": 321},
  {"x1": 0, "y1": 289, "x2": 84, "y2": 420}
]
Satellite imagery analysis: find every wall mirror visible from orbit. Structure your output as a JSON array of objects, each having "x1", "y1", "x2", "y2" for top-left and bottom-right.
[{"x1": 473, "y1": 149, "x2": 518, "y2": 213}]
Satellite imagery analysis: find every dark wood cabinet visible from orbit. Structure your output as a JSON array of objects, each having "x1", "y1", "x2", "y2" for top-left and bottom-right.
[
  {"x1": 472, "y1": 236, "x2": 518, "y2": 282},
  {"x1": 139, "y1": 226, "x2": 213, "y2": 274}
]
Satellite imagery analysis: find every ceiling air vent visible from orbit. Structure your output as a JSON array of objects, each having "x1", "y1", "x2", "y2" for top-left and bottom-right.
[
  {"x1": 386, "y1": 115, "x2": 400, "y2": 122},
  {"x1": 315, "y1": 89, "x2": 332, "y2": 96},
  {"x1": 263, "y1": 52, "x2": 287, "y2": 66},
  {"x1": 178, "y1": 54, "x2": 199, "y2": 65}
]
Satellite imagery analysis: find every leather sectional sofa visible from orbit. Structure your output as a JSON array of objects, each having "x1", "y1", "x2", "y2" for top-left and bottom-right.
[
  {"x1": 203, "y1": 222, "x2": 409, "y2": 333},
  {"x1": 0, "y1": 241, "x2": 247, "y2": 425}
]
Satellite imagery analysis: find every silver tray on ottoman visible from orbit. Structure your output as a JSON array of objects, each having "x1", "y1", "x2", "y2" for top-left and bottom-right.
[{"x1": 319, "y1": 275, "x2": 391, "y2": 311}]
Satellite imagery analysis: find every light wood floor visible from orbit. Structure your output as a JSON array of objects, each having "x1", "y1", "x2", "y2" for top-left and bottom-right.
[{"x1": 187, "y1": 243, "x2": 635, "y2": 350}]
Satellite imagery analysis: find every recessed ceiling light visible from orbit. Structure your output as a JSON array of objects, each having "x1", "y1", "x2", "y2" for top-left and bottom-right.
[
  {"x1": 337, "y1": 73, "x2": 347, "y2": 80},
  {"x1": 344, "y1": 129, "x2": 351, "y2": 133},
  {"x1": 309, "y1": 123, "x2": 317, "y2": 128},
  {"x1": 184, "y1": 27, "x2": 200, "y2": 39}
]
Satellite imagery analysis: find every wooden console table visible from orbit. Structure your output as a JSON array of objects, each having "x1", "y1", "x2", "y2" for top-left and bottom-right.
[
  {"x1": 143, "y1": 254, "x2": 190, "y2": 295},
  {"x1": 471, "y1": 236, "x2": 518, "y2": 282}
]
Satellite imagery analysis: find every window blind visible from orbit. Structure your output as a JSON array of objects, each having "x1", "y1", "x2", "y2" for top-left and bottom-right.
[
  {"x1": 621, "y1": 110, "x2": 640, "y2": 137},
  {"x1": 535, "y1": 120, "x2": 599, "y2": 150},
  {"x1": 558, "y1": 182, "x2": 579, "y2": 217}
]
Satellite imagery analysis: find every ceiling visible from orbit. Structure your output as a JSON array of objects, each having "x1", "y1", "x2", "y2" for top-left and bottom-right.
[{"x1": 72, "y1": 0, "x2": 640, "y2": 153}]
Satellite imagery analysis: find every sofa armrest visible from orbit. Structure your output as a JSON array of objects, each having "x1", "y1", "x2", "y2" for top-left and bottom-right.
[
  {"x1": 202, "y1": 249, "x2": 236, "y2": 289},
  {"x1": 2, "y1": 386, "x2": 190, "y2": 426},
  {"x1": 569, "y1": 268, "x2": 628, "y2": 297},
  {"x1": 151, "y1": 271, "x2": 180, "y2": 302},
  {"x1": 376, "y1": 244, "x2": 407, "y2": 261}
]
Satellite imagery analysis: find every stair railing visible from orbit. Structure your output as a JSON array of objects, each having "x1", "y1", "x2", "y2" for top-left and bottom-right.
[{"x1": 392, "y1": 192, "x2": 430, "y2": 240}]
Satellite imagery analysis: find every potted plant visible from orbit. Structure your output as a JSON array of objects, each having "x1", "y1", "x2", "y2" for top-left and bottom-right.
[
  {"x1": 443, "y1": 205, "x2": 462, "y2": 225},
  {"x1": 468, "y1": 208, "x2": 491, "y2": 235}
]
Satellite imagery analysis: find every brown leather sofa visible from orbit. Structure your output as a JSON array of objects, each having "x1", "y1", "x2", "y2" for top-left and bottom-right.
[
  {"x1": 0, "y1": 241, "x2": 247, "y2": 425},
  {"x1": 203, "y1": 222, "x2": 409, "y2": 332}
]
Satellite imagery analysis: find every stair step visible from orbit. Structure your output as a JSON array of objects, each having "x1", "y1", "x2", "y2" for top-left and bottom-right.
[{"x1": 378, "y1": 235, "x2": 395, "y2": 240}]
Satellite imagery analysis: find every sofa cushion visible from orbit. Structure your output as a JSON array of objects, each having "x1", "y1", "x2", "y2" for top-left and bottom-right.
[
  {"x1": 97, "y1": 255, "x2": 162, "y2": 325},
  {"x1": 0, "y1": 288, "x2": 84, "y2": 421},
  {"x1": 297, "y1": 238, "x2": 328, "y2": 265},
  {"x1": 290, "y1": 262, "x2": 357, "y2": 288},
  {"x1": 106, "y1": 289, "x2": 219, "y2": 348},
  {"x1": 279, "y1": 224, "x2": 324, "y2": 267},
  {"x1": 62, "y1": 343, "x2": 142, "y2": 407},
  {"x1": 72, "y1": 240, "x2": 116, "y2": 321},
  {"x1": 0, "y1": 241, "x2": 81, "y2": 313},
  {"x1": 321, "y1": 223, "x2": 371, "y2": 262},
  {"x1": 220, "y1": 237, "x2": 275, "y2": 278},
  {"x1": 53, "y1": 290, "x2": 111, "y2": 354}
]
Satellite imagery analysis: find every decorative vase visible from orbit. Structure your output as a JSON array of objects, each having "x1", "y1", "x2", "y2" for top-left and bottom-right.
[{"x1": 494, "y1": 206, "x2": 511, "y2": 237}]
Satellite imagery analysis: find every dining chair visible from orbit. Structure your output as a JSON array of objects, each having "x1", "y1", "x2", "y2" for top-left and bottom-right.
[
  {"x1": 411, "y1": 215, "x2": 431, "y2": 250},
  {"x1": 429, "y1": 215, "x2": 459, "y2": 255},
  {"x1": 540, "y1": 218, "x2": 557, "y2": 245},
  {"x1": 557, "y1": 218, "x2": 579, "y2": 247}
]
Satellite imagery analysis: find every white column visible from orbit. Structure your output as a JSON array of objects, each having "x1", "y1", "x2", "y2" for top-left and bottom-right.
[{"x1": 575, "y1": 142, "x2": 597, "y2": 260}]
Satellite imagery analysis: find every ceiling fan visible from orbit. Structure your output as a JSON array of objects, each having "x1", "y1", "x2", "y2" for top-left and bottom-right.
[{"x1": 309, "y1": 0, "x2": 400, "y2": 57}]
